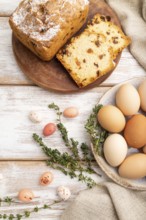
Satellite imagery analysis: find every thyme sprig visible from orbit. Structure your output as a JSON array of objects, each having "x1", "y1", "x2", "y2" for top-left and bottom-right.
[
  {"x1": 49, "y1": 103, "x2": 80, "y2": 159},
  {"x1": 33, "y1": 104, "x2": 107, "y2": 188},
  {"x1": 85, "y1": 105, "x2": 108, "y2": 156},
  {"x1": 33, "y1": 103, "x2": 104, "y2": 188},
  {"x1": 0, "y1": 199, "x2": 62, "y2": 220},
  {"x1": 48, "y1": 103, "x2": 102, "y2": 177},
  {"x1": 49, "y1": 103, "x2": 93, "y2": 162},
  {"x1": 33, "y1": 133, "x2": 97, "y2": 188}
]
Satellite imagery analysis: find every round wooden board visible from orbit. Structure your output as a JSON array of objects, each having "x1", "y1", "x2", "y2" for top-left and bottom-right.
[
  {"x1": 12, "y1": 0, "x2": 121, "y2": 93},
  {"x1": 92, "y1": 77, "x2": 146, "y2": 190}
]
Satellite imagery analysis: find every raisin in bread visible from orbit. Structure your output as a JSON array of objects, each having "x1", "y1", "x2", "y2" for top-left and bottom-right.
[
  {"x1": 9, "y1": 0, "x2": 89, "y2": 61},
  {"x1": 88, "y1": 14, "x2": 131, "y2": 59},
  {"x1": 57, "y1": 31, "x2": 114, "y2": 88}
]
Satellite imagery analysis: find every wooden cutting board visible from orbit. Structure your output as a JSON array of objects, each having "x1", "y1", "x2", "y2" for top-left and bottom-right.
[{"x1": 12, "y1": 0, "x2": 121, "y2": 93}]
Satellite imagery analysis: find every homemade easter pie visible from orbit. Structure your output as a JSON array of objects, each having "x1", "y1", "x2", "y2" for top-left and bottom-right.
[
  {"x1": 9, "y1": 0, "x2": 89, "y2": 61},
  {"x1": 57, "y1": 14, "x2": 131, "y2": 88}
]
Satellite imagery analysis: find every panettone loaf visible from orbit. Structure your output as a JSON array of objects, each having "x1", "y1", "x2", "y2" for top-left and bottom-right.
[
  {"x1": 9, "y1": 0, "x2": 89, "y2": 61},
  {"x1": 56, "y1": 31, "x2": 115, "y2": 88}
]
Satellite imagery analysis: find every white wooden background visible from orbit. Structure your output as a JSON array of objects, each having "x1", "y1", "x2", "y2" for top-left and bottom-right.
[{"x1": 0, "y1": 0, "x2": 145, "y2": 219}]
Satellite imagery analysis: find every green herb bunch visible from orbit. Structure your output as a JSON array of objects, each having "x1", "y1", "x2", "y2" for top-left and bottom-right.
[
  {"x1": 33, "y1": 103, "x2": 107, "y2": 189},
  {"x1": 85, "y1": 104, "x2": 108, "y2": 156},
  {"x1": 0, "y1": 198, "x2": 62, "y2": 220}
]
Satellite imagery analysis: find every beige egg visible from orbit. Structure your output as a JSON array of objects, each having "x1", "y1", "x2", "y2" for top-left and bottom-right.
[
  {"x1": 138, "y1": 79, "x2": 146, "y2": 111},
  {"x1": 116, "y1": 83, "x2": 140, "y2": 116},
  {"x1": 57, "y1": 186, "x2": 71, "y2": 201},
  {"x1": 118, "y1": 153, "x2": 146, "y2": 179},
  {"x1": 40, "y1": 172, "x2": 53, "y2": 186},
  {"x1": 104, "y1": 134, "x2": 128, "y2": 167},
  {"x1": 63, "y1": 107, "x2": 79, "y2": 118},
  {"x1": 18, "y1": 189, "x2": 34, "y2": 202},
  {"x1": 97, "y1": 105, "x2": 126, "y2": 132}
]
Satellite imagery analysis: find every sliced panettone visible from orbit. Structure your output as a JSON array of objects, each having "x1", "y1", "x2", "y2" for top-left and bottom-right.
[
  {"x1": 88, "y1": 14, "x2": 131, "y2": 59},
  {"x1": 56, "y1": 31, "x2": 115, "y2": 88}
]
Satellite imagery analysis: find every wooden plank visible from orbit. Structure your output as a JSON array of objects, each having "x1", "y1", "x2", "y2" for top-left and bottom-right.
[
  {"x1": 0, "y1": 85, "x2": 108, "y2": 160},
  {"x1": 0, "y1": 18, "x2": 32, "y2": 85},
  {"x1": 0, "y1": 17, "x2": 146, "y2": 86},
  {"x1": 0, "y1": 161, "x2": 106, "y2": 219},
  {"x1": 0, "y1": 0, "x2": 21, "y2": 17}
]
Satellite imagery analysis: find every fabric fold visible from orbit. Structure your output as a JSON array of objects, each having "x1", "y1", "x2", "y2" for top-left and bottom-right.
[
  {"x1": 106, "y1": 0, "x2": 146, "y2": 70},
  {"x1": 61, "y1": 182, "x2": 146, "y2": 220}
]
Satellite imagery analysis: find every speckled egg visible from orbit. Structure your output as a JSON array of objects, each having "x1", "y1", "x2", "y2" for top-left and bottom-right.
[
  {"x1": 43, "y1": 123, "x2": 56, "y2": 136},
  {"x1": 40, "y1": 172, "x2": 53, "y2": 186},
  {"x1": 18, "y1": 189, "x2": 34, "y2": 202},
  {"x1": 57, "y1": 186, "x2": 71, "y2": 201},
  {"x1": 29, "y1": 111, "x2": 42, "y2": 123}
]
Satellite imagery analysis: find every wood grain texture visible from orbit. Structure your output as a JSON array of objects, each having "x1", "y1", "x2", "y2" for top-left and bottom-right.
[
  {"x1": 0, "y1": 161, "x2": 107, "y2": 219},
  {"x1": 0, "y1": 0, "x2": 21, "y2": 16},
  {"x1": 0, "y1": 17, "x2": 145, "y2": 86},
  {"x1": 0, "y1": 85, "x2": 108, "y2": 160}
]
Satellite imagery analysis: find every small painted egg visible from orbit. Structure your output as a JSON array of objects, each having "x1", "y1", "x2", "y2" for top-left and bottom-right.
[
  {"x1": 57, "y1": 186, "x2": 71, "y2": 201},
  {"x1": 40, "y1": 172, "x2": 53, "y2": 186},
  {"x1": 29, "y1": 111, "x2": 42, "y2": 123},
  {"x1": 43, "y1": 123, "x2": 56, "y2": 136},
  {"x1": 18, "y1": 189, "x2": 34, "y2": 202},
  {"x1": 63, "y1": 107, "x2": 79, "y2": 118}
]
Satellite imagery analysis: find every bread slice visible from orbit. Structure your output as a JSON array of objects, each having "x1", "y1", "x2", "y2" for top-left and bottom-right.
[
  {"x1": 56, "y1": 31, "x2": 115, "y2": 88},
  {"x1": 88, "y1": 14, "x2": 131, "y2": 59}
]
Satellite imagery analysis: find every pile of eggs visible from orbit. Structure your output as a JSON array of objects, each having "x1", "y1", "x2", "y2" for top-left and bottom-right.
[{"x1": 97, "y1": 80, "x2": 146, "y2": 180}]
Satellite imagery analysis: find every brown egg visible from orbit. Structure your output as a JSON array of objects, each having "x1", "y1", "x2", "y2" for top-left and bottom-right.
[
  {"x1": 40, "y1": 172, "x2": 53, "y2": 186},
  {"x1": 97, "y1": 105, "x2": 126, "y2": 132},
  {"x1": 18, "y1": 189, "x2": 34, "y2": 202},
  {"x1": 118, "y1": 153, "x2": 146, "y2": 179},
  {"x1": 124, "y1": 114, "x2": 146, "y2": 148}
]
